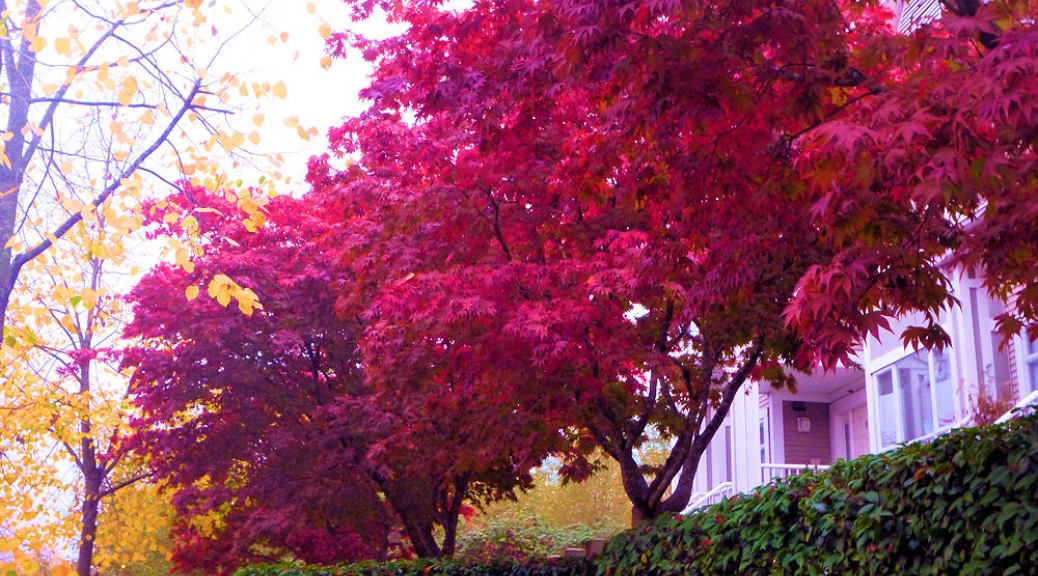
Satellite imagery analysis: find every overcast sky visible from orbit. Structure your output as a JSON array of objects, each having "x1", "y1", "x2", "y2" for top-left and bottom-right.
[{"x1": 210, "y1": 0, "x2": 397, "y2": 190}]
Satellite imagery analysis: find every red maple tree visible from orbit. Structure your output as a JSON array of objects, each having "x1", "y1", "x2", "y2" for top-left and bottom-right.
[
  {"x1": 790, "y1": 0, "x2": 1038, "y2": 356},
  {"x1": 316, "y1": 0, "x2": 897, "y2": 520},
  {"x1": 123, "y1": 183, "x2": 543, "y2": 570}
]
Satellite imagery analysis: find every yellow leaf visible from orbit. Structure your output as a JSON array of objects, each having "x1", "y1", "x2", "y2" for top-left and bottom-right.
[
  {"x1": 216, "y1": 291, "x2": 231, "y2": 307},
  {"x1": 41, "y1": 83, "x2": 58, "y2": 95},
  {"x1": 55, "y1": 37, "x2": 72, "y2": 55},
  {"x1": 118, "y1": 76, "x2": 139, "y2": 106},
  {"x1": 30, "y1": 36, "x2": 46, "y2": 53},
  {"x1": 126, "y1": 2, "x2": 140, "y2": 16},
  {"x1": 138, "y1": 110, "x2": 155, "y2": 125},
  {"x1": 182, "y1": 215, "x2": 199, "y2": 235},
  {"x1": 248, "y1": 131, "x2": 260, "y2": 145},
  {"x1": 196, "y1": 67, "x2": 208, "y2": 79},
  {"x1": 60, "y1": 161, "x2": 74, "y2": 175},
  {"x1": 118, "y1": 55, "x2": 130, "y2": 68},
  {"x1": 185, "y1": 0, "x2": 203, "y2": 7},
  {"x1": 185, "y1": 285, "x2": 199, "y2": 301},
  {"x1": 98, "y1": 62, "x2": 110, "y2": 83},
  {"x1": 306, "y1": 1, "x2": 316, "y2": 14},
  {"x1": 266, "y1": 34, "x2": 277, "y2": 46},
  {"x1": 280, "y1": 31, "x2": 290, "y2": 43},
  {"x1": 318, "y1": 21, "x2": 332, "y2": 39},
  {"x1": 81, "y1": 288, "x2": 98, "y2": 310},
  {"x1": 272, "y1": 81, "x2": 287, "y2": 99},
  {"x1": 320, "y1": 56, "x2": 333, "y2": 70},
  {"x1": 284, "y1": 116, "x2": 299, "y2": 128},
  {"x1": 243, "y1": 219, "x2": 257, "y2": 233},
  {"x1": 252, "y1": 113, "x2": 265, "y2": 127}
]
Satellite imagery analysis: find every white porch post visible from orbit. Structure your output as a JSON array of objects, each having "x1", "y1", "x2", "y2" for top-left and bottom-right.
[{"x1": 731, "y1": 381, "x2": 761, "y2": 493}]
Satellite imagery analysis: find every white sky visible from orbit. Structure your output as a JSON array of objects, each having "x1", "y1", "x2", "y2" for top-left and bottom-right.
[{"x1": 207, "y1": 0, "x2": 398, "y2": 190}]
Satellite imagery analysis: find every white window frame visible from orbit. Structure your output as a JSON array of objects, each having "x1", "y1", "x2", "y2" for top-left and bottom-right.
[
  {"x1": 1023, "y1": 337, "x2": 1038, "y2": 395},
  {"x1": 870, "y1": 348, "x2": 957, "y2": 449}
]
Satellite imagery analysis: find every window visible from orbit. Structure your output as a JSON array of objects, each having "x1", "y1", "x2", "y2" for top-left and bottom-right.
[
  {"x1": 873, "y1": 349, "x2": 956, "y2": 448},
  {"x1": 1026, "y1": 338, "x2": 1038, "y2": 394}
]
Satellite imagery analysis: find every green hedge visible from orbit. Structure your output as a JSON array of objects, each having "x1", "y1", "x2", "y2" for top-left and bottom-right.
[
  {"x1": 599, "y1": 411, "x2": 1038, "y2": 575},
  {"x1": 234, "y1": 557, "x2": 595, "y2": 576}
]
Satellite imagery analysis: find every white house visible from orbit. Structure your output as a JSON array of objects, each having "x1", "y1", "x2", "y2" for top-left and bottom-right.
[{"x1": 682, "y1": 272, "x2": 1038, "y2": 512}]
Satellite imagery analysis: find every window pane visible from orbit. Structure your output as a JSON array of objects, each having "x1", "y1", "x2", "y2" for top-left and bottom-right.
[
  {"x1": 897, "y1": 352, "x2": 933, "y2": 441},
  {"x1": 877, "y1": 371, "x2": 898, "y2": 447},
  {"x1": 932, "y1": 349, "x2": 956, "y2": 428},
  {"x1": 1027, "y1": 338, "x2": 1038, "y2": 393}
]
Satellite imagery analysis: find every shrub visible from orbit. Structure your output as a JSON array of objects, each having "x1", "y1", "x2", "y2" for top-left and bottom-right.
[
  {"x1": 598, "y1": 412, "x2": 1038, "y2": 575},
  {"x1": 234, "y1": 556, "x2": 595, "y2": 576},
  {"x1": 454, "y1": 517, "x2": 598, "y2": 562}
]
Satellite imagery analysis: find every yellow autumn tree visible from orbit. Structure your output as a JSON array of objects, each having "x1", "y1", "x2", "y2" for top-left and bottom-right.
[
  {"x1": 0, "y1": 1, "x2": 326, "y2": 574},
  {"x1": 0, "y1": 0, "x2": 298, "y2": 337},
  {"x1": 0, "y1": 214, "x2": 168, "y2": 576}
]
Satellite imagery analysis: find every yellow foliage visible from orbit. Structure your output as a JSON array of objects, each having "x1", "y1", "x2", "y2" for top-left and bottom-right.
[
  {"x1": 206, "y1": 273, "x2": 263, "y2": 316},
  {"x1": 0, "y1": 0, "x2": 319, "y2": 566},
  {"x1": 272, "y1": 80, "x2": 287, "y2": 99},
  {"x1": 54, "y1": 37, "x2": 72, "y2": 55}
]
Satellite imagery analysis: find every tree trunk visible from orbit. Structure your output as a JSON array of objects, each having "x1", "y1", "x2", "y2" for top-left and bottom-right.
[
  {"x1": 77, "y1": 400, "x2": 101, "y2": 576},
  {"x1": 436, "y1": 476, "x2": 469, "y2": 557},
  {"x1": 77, "y1": 473, "x2": 101, "y2": 576},
  {"x1": 400, "y1": 518, "x2": 442, "y2": 558}
]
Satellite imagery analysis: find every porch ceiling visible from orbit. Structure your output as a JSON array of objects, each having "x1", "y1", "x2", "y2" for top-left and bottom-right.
[{"x1": 782, "y1": 366, "x2": 866, "y2": 401}]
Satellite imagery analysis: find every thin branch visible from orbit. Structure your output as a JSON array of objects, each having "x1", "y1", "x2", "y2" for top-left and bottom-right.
[
  {"x1": 20, "y1": 6, "x2": 126, "y2": 168},
  {"x1": 62, "y1": 441, "x2": 86, "y2": 472},
  {"x1": 26, "y1": 97, "x2": 159, "y2": 109},
  {"x1": 99, "y1": 471, "x2": 152, "y2": 498},
  {"x1": 11, "y1": 79, "x2": 203, "y2": 272},
  {"x1": 136, "y1": 166, "x2": 181, "y2": 191},
  {"x1": 785, "y1": 88, "x2": 884, "y2": 143}
]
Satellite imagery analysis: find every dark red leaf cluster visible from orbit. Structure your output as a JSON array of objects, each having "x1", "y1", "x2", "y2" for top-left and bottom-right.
[{"x1": 123, "y1": 184, "x2": 542, "y2": 572}]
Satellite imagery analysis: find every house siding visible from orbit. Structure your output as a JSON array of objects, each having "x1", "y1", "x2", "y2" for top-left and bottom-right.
[{"x1": 781, "y1": 401, "x2": 832, "y2": 465}]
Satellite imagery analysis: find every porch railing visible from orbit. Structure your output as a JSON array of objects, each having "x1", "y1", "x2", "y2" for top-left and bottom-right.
[
  {"x1": 681, "y1": 481, "x2": 734, "y2": 515},
  {"x1": 760, "y1": 462, "x2": 830, "y2": 484},
  {"x1": 995, "y1": 389, "x2": 1038, "y2": 425}
]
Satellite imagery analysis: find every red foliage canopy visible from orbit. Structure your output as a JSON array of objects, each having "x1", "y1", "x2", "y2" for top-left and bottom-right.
[
  {"x1": 123, "y1": 184, "x2": 542, "y2": 571},
  {"x1": 790, "y1": 0, "x2": 1038, "y2": 356},
  {"x1": 316, "y1": 0, "x2": 898, "y2": 518}
]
